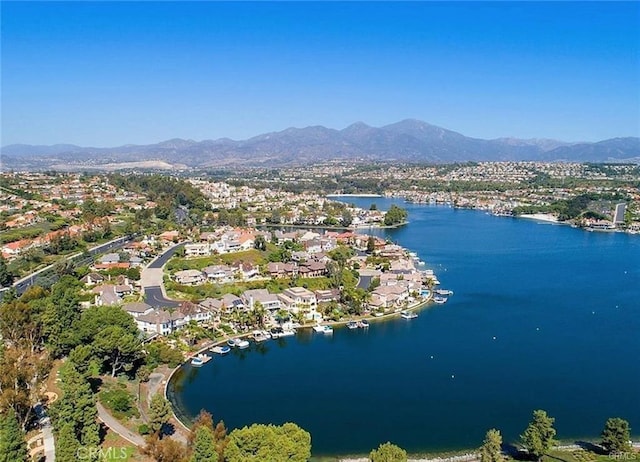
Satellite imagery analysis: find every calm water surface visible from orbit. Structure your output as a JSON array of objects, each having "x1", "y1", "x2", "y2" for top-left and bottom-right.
[{"x1": 168, "y1": 199, "x2": 640, "y2": 456}]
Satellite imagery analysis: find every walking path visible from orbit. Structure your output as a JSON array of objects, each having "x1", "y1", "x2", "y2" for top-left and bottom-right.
[{"x1": 96, "y1": 402, "x2": 145, "y2": 447}]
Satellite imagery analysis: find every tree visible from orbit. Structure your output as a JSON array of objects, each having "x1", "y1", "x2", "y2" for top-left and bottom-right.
[
  {"x1": 92, "y1": 325, "x2": 142, "y2": 377},
  {"x1": 0, "y1": 407, "x2": 27, "y2": 462},
  {"x1": 50, "y1": 363, "x2": 100, "y2": 455},
  {"x1": 224, "y1": 422, "x2": 311, "y2": 462},
  {"x1": 0, "y1": 256, "x2": 13, "y2": 287},
  {"x1": 370, "y1": 203, "x2": 378, "y2": 211},
  {"x1": 366, "y1": 235, "x2": 376, "y2": 253},
  {"x1": 190, "y1": 426, "x2": 218, "y2": 462},
  {"x1": 601, "y1": 417, "x2": 631, "y2": 454},
  {"x1": 383, "y1": 205, "x2": 408, "y2": 226},
  {"x1": 254, "y1": 235, "x2": 267, "y2": 251},
  {"x1": 149, "y1": 394, "x2": 173, "y2": 435},
  {"x1": 479, "y1": 429, "x2": 503, "y2": 462},
  {"x1": 369, "y1": 441, "x2": 407, "y2": 462},
  {"x1": 520, "y1": 410, "x2": 556, "y2": 461},
  {"x1": 341, "y1": 209, "x2": 353, "y2": 227},
  {"x1": 144, "y1": 434, "x2": 189, "y2": 462}
]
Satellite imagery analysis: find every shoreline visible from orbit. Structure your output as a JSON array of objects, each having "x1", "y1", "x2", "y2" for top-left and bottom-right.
[{"x1": 517, "y1": 213, "x2": 560, "y2": 223}]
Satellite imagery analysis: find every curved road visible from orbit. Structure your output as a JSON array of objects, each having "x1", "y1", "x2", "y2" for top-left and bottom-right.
[{"x1": 140, "y1": 243, "x2": 186, "y2": 308}]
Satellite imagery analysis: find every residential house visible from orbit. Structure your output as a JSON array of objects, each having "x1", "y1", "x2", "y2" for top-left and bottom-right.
[
  {"x1": 174, "y1": 269, "x2": 205, "y2": 285},
  {"x1": 122, "y1": 302, "x2": 154, "y2": 318},
  {"x1": 267, "y1": 262, "x2": 297, "y2": 279},
  {"x1": 81, "y1": 272, "x2": 105, "y2": 286},
  {"x1": 202, "y1": 265, "x2": 235, "y2": 284},
  {"x1": 278, "y1": 287, "x2": 317, "y2": 312},
  {"x1": 241, "y1": 289, "x2": 281, "y2": 311}
]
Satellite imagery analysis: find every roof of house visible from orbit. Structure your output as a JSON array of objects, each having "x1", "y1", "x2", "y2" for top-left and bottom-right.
[{"x1": 123, "y1": 302, "x2": 153, "y2": 313}]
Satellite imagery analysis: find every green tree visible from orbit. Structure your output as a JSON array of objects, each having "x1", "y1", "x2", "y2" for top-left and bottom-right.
[
  {"x1": 254, "y1": 235, "x2": 267, "y2": 251},
  {"x1": 520, "y1": 410, "x2": 557, "y2": 462},
  {"x1": 92, "y1": 325, "x2": 142, "y2": 377},
  {"x1": 149, "y1": 394, "x2": 173, "y2": 435},
  {"x1": 383, "y1": 205, "x2": 408, "y2": 226},
  {"x1": 369, "y1": 441, "x2": 407, "y2": 462},
  {"x1": 190, "y1": 426, "x2": 218, "y2": 462},
  {"x1": 601, "y1": 417, "x2": 631, "y2": 454},
  {"x1": 479, "y1": 429, "x2": 503, "y2": 462},
  {"x1": 366, "y1": 235, "x2": 376, "y2": 253},
  {"x1": 341, "y1": 209, "x2": 353, "y2": 227},
  {"x1": 50, "y1": 363, "x2": 100, "y2": 454},
  {"x1": 0, "y1": 256, "x2": 13, "y2": 287},
  {"x1": 224, "y1": 422, "x2": 311, "y2": 462},
  {"x1": 0, "y1": 407, "x2": 27, "y2": 462}
]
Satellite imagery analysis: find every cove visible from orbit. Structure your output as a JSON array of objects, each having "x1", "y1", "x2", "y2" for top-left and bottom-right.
[{"x1": 167, "y1": 199, "x2": 640, "y2": 456}]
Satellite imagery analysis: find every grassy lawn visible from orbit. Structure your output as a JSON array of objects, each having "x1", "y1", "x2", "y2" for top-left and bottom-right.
[
  {"x1": 166, "y1": 249, "x2": 269, "y2": 272},
  {"x1": 100, "y1": 429, "x2": 150, "y2": 461},
  {"x1": 165, "y1": 276, "x2": 334, "y2": 300}
]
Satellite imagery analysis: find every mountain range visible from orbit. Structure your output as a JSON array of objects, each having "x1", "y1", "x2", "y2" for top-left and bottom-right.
[{"x1": 2, "y1": 119, "x2": 639, "y2": 170}]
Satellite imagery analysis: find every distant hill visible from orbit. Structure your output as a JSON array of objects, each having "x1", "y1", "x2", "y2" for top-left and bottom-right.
[{"x1": 2, "y1": 120, "x2": 638, "y2": 170}]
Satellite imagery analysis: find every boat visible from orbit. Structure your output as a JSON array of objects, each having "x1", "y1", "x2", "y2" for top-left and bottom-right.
[
  {"x1": 347, "y1": 321, "x2": 358, "y2": 330},
  {"x1": 252, "y1": 330, "x2": 269, "y2": 342},
  {"x1": 433, "y1": 296, "x2": 448, "y2": 304},
  {"x1": 270, "y1": 327, "x2": 283, "y2": 338},
  {"x1": 280, "y1": 328, "x2": 296, "y2": 337},
  {"x1": 190, "y1": 353, "x2": 212, "y2": 366},
  {"x1": 417, "y1": 260, "x2": 425, "y2": 266},
  {"x1": 400, "y1": 310, "x2": 418, "y2": 319},
  {"x1": 236, "y1": 339, "x2": 250, "y2": 349},
  {"x1": 435, "y1": 289, "x2": 454, "y2": 296},
  {"x1": 227, "y1": 339, "x2": 238, "y2": 347},
  {"x1": 313, "y1": 324, "x2": 333, "y2": 334},
  {"x1": 212, "y1": 345, "x2": 231, "y2": 355},
  {"x1": 359, "y1": 319, "x2": 370, "y2": 328}
]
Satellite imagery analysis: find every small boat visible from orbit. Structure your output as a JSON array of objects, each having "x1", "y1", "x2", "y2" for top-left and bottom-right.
[
  {"x1": 359, "y1": 319, "x2": 370, "y2": 328},
  {"x1": 280, "y1": 328, "x2": 296, "y2": 337},
  {"x1": 227, "y1": 339, "x2": 238, "y2": 347},
  {"x1": 313, "y1": 324, "x2": 333, "y2": 334},
  {"x1": 347, "y1": 321, "x2": 358, "y2": 330},
  {"x1": 400, "y1": 310, "x2": 418, "y2": 319},
  {"x1": 236, "y1": 339, "x2": 250, "y2": 349},
  {"x1": 433, "y1": 296, "x2": 448, "y2": 304},
  {"x1": 435, "y1": 289, "x2": 454, "y2": 296},
  {"x1": 212, "y1": 345, "x2": 231, "y2": 355},
  {"x1": 191, "y1": 353, "x2": 212, "y2": 366},
  {"x1": 270, "y1": 327, "x2": 283, "y2": 338},
  {"x1": 252, "y1": 330, "x2": 269, "y2": 342}
]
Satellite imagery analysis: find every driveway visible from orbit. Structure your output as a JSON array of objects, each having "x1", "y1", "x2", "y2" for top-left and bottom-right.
[{"x1": 141, "y1": 243, "x2": 185, "y2": 308}]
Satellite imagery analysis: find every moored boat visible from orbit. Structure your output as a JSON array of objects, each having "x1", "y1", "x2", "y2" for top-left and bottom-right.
[
  {"x1": 252, "y1": 330, "x2": 269, "y2": 342},
  {"x1": 191, "y1": 353, "x2": 212, "y2": 366},
  {"x1": 359, "y1": 319, "x2": 370, "y2": 328},
  {"x1": 433, "y1": 296, "x2": 448, "y2": 304},
  {"x1": 191, "y1": 357, "x2": 204, "y2": 367},
  {"x1": 435, "y1": 289, "x2": 454, "y2": 296},
  {"x1": 227, "y1": 339, "x2": 238, "y2": 347},
  {"x1": 347, "y1": 321, "x2": 358, "y2": 330},
  {"x1": 212, "y1": 345, "x2": 231, "y2": 355},
  {"x1": 400, "y1": 310, "x2": 418, "y2": 319},
  {"x1": 236, "y1": 339, "x2": 250, "y2": 349}
]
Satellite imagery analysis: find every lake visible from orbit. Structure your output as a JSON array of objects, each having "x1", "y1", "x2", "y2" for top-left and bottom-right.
[{"x1": 167, "y1": 198, "x2": 640, "y2": 456}]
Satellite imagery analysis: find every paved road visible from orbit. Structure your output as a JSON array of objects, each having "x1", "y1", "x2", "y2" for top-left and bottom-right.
[
  {"x1": 141, "y1": 243, "x2": 185, "y2": 308},
  {"x1": 145, "y1": 286, "x2": 179, "y2": 308},
  {"x1": 97, "y1": 402, "x2": 146, "y2": 447},
  {"x1": 6, "y1": 235, "x2": 136, "y2": 296}
]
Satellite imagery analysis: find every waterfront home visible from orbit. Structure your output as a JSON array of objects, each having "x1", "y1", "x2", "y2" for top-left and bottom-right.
[
  {"x1": 136, "y1": 309, "x2": 187, "y2": 335},
  {"x1": 278, "y1": 287, "x2": 318, "y2": 312},
  {"x1": 242, "y1": 289, "x2": 281, "y2": 311},
  {"x1": 371, "y1": 284, "x2": 410, "y2": 308},
  {"x1": 174, "y1": 269, "x2": 206, "y2": 285},
  {"x1": 122, "y1": 301, "x2": 154, "y2": 318},
  {"x1": 178, "y1": 301, "x2": 212, "y2": 324},
  {"x1": 198, "y1": 297, "x2": 224, "y2": 313},
  {"x1": 221, "y1": 294, "x2": 245, "y2": 312},
  {"x1": 315, "y1": 289, "x2": 340, "y2": 304}
]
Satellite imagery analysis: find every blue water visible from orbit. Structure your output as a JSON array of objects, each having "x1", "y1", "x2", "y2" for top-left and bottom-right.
[{"x1": 168, "y1": 200, "x2": 640, "y2": 456}]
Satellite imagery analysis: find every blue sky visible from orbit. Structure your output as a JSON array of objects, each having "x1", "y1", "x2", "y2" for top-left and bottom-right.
[{"x1": 2, "y1": 1, "x2": 639, "y2": 146}]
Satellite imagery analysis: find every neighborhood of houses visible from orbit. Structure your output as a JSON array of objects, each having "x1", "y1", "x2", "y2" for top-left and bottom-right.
[{"x1": 81, "y1": 226, "x2": 438, "y2": 338}]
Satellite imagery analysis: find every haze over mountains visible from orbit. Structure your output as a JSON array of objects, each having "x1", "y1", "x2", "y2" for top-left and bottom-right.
[{"x1": 2, "y1": 119, "x2": 639, "y2": 170}]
